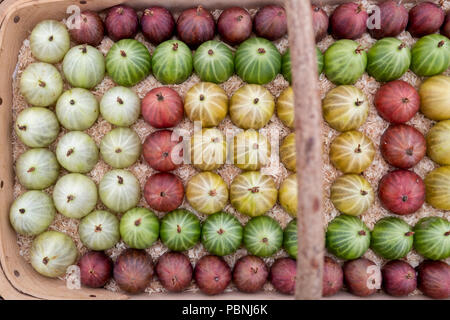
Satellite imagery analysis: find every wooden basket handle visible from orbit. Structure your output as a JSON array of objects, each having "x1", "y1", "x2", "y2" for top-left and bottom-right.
[{"x1": 285, "y1": 0, "x2": 324, "y2": 300}]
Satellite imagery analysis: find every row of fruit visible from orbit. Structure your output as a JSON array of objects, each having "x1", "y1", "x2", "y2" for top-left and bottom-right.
[
  {"x1": 24, "y1": 224, "x2": 450, "y2": 299},
  {"x1": 79, "y1": 249, "x2": 297, "y2": 296},
  {"x1": 28, "y1": 16, "x2": 450, "y2": 90},
  {"x1": 72, "y1": 2, "x2": 450, "y2": 47},
  {"x1": 30, "y1": 6, "x2": 450, "y2": 94},
  {"x1": 71, "y1": 5, "x2": 288, "y2": 48},
  {"x1": 11, "y1": 182, "x2": 449, "y2": 297},
  {"x1": 16, "y1": 82, "x2": 294, "y2": 154},
  {"x1": 30, "y1": 16, "x2": 287, "y2": 88}
]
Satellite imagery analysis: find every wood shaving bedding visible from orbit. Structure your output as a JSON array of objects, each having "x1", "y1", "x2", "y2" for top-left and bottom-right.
[{"x1": 11, "y1": 1, "x2": 449, "y2": 296}]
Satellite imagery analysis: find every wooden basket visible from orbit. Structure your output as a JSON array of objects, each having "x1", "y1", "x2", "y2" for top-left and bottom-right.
[{"x1": 0, "y1": 0, "x2": 437, "y2": 300}]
